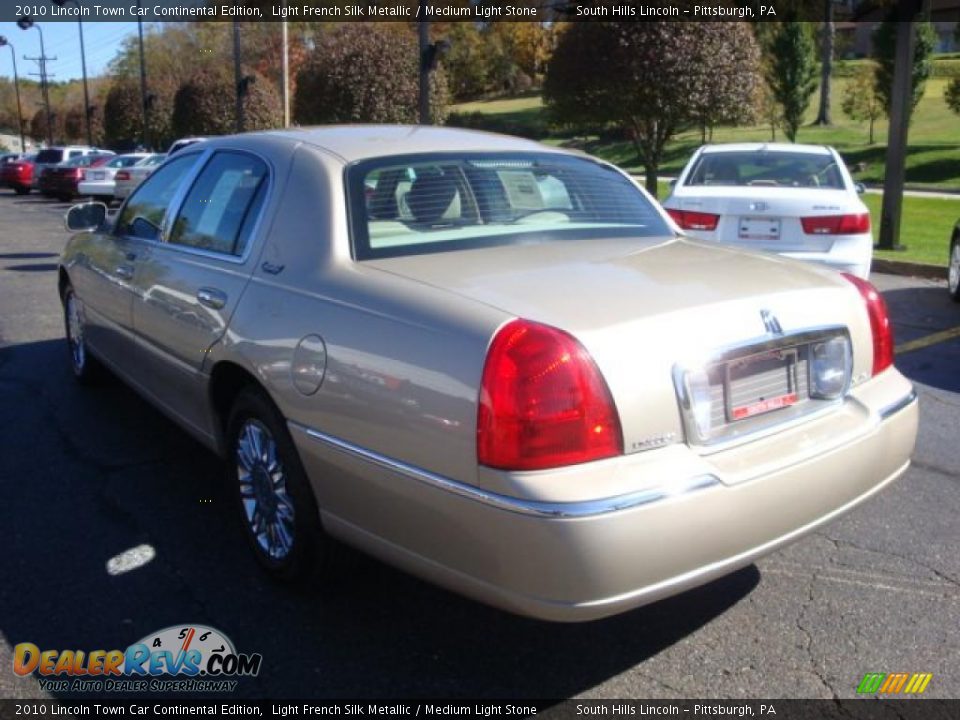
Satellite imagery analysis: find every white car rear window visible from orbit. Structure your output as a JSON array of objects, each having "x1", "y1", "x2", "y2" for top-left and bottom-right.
[{"x1": 684, "y1": 151, "x2": 846, "y2": 190}]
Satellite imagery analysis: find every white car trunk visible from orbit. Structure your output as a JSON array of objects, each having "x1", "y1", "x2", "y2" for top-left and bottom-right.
[{"x1": 665, "y1": 186, "x2": 864, "y2": 253}]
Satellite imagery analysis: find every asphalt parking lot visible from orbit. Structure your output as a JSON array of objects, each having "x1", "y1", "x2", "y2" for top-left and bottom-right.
[{"x1": 0, "y1": 192, "x2": 957, "y2": 701}]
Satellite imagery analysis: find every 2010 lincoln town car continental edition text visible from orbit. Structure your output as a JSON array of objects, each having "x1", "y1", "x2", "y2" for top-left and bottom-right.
[{"x1": 59, "y1": 126, "x2": 918, "y2": 621}]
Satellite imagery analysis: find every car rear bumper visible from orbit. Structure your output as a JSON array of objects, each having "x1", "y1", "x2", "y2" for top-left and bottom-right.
[
  {"x1": 289, "y1": 369, "x2": 917, "y2": 621},
  {"x1": 77, "y1": 180, "x2": 114, "y2": 196}
]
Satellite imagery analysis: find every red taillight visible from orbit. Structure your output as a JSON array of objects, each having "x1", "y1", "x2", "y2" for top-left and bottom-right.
[
  {"x1": 801, "y1": 213, "x2": 870, "y2": 235},
  {"x1": 116, "y1": 170, "x2": 130, "y2": 181},
  {"x1": 477, "y1": 319, "x2": 622, "y2": 471},
  {"x1": 666, "y1": 208, "x2": 720, "y2": 232},
  {"x1": 841, "y1": 273, "x2": 894, "y2": 376}
]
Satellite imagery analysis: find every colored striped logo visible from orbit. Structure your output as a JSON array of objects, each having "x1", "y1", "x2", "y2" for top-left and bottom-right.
[{"x1": 857, "y1": 672, "x2": 933, "y2": 695}]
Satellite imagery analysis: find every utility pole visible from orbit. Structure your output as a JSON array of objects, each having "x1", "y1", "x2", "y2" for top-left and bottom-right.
[
  {"x1": 136, "y1": 2, "x2": 149, "y2": 150},
  {"x1": 0, "y1": 37, "x2": 26, "y2": 152},
  {"x1": 53, "y1": 0, "x2": 92, "y2": 147},
  {"x1": 814, "y1": 0, "x2": 835, "y2": 125},
  {"x1": 281, "y1": 13, "x2": 289, "y2": 127},
  {"x1": 17, "y1": 17, "x2": 54, "y2": 147},
  {"x1": 877, "y1": 0, "x2": 925, "y2": 251}
]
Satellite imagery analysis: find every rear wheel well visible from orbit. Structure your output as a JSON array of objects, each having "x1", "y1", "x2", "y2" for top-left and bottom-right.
[{"x1": 209, "y1": 362, "x2": 262, "y2": 452}]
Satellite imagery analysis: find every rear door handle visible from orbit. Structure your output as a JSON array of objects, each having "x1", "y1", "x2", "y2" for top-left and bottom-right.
[
  {"x1": 114, "y1": 264, "x2": 134, "y2": 280},
  {"x1": 196, "y1": 287, "x2": 227, "y2": 310}
]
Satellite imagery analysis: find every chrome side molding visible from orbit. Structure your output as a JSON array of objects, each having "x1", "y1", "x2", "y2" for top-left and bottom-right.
[{"x1": 292, "y1": 422, "x2": 720, "y2": 519}]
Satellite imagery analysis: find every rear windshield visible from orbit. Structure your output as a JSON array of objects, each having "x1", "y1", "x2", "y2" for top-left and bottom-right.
[
  {"x1": 35, "y1": 149, "x2": 64, "y2": 164},
  {"x1": 348, "y1": 153, "x2": 671, "y2": 260},
  {"x1": 105, "y1": 155, "x2": 142, "y2": 168},
  {"x1": 683, "y1": 151, "x2": 846, "y2": 190}
]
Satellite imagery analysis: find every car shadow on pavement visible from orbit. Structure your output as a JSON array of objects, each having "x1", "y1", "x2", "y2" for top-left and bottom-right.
[
  {"x1": 0, "y1": 252, "x2": 57, "y2": 260},
  {"x1": 0, "y1": 337, "x2": 760, "y2": 700},
  {"x1": 4, "y1": 263, "x2": 59, "y2": 273},
  {"x1": 883, "y1": 286, "x2": 960, "y2": 395}
]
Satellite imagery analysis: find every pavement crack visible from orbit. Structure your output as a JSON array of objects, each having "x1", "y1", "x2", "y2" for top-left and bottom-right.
[
  {"x1": 816, "y1": 532, "x2": 960, "y2": 588},
  {"x1": 794, "y1": 569, "x2": 840, "y2": 700}
]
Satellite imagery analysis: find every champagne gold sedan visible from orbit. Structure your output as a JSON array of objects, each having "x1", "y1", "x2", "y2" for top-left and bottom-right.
[{"x1": 59, "y1": 127, "x2": 918, "y2": 621}]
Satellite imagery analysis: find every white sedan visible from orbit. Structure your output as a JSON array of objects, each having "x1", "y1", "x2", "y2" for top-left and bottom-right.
[
  {"x1": 662, "y1": 143, "x2": 873, "y2": 279},
  {"x1": 113, "y1": 153, "x2": 166, "y2": 200},
  {"x1": 77, "y1": 153, "x2": 151, "y2": 202}
]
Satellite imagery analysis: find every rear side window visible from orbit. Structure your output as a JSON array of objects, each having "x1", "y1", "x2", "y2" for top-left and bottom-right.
[
  {"x1": 117, "y1": 154, "x2": 200, "y2": 240},
  {"x1": 35, "y1": 149, "x2": 63, "y2": 164},
  {"x1": 683, "y1": 151, "x2": 846, "y2": 190},
  {"x1": 168, "y1": 151, "x2": 268, "y2": 257},
  {"x1": 350, "y1": 153, "x2": 670, "y2": 260}
]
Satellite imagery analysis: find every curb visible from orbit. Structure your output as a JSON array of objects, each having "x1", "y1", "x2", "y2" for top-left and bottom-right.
[{"x1": 873, "y1": 258, "x2": 946, "y2": 280}]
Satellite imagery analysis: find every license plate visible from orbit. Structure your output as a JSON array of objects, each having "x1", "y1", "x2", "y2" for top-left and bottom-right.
[
  {"x1": 738, "y1": 217, "x2": 781, "y2": 241},
  {"x1": 725, "y1": 347, "x2": 801, "y2": 422},
  {"x1": 88, "y1": 172, "x2": 104, "y2": 180}
]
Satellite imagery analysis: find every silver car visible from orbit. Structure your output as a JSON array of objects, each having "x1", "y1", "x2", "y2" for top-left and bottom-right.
[{"x1": 60, "y1": 127, "x2": 917, "y2": 621}]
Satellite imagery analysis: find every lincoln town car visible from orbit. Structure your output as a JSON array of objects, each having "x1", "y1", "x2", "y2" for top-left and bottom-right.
[{"x1": 59, "y1": 127, "x2": 918, "y2": 621}]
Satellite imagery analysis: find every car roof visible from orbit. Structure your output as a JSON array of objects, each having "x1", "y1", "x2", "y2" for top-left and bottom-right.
[
  {"x1": 699, "y1": 143, "x2": 833, "y2": 156},
  {"x1": 208, "y1": 125, "x2": 558, "y2": 164}
]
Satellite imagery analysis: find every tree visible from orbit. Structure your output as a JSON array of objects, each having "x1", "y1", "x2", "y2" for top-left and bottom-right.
[
  {"x1": 30, "y1": 109, "x2": 65, "y2": 145},
  {"x1": 842, "y1": 64, "x2": 883, "y2": 144},
  {"x1": 764, "y1": 20, "x2": 818, "y2": 142},
  {"x1": 102, "y1": 79, "x2": 144, "y2": 150},
  {"x1": 294, "y1": 24, "x2": 448, "y2": 125},
  {"x1": 64, "y1": 104, "x2": 104, "y2": 146},
  {"x1": 946, "y1": 77, "x2": 960, "y2": 116},
  {"x1": 544, "y1": 22, "x2": 760, "y2": 195},
  {"x1": 172, "y1": 67, "x2": 281, "y2": 137},
  {"x1": 814, "y1": 1, "x2": 835, "y2": 125},
  {"x1": 872, "y1": 16, "x2": 937, "y2": 122},
  {"x1": 688, "y1": 23, "x2": 761, "y2": 142}
]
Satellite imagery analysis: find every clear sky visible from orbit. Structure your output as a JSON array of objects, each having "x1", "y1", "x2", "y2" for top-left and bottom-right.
[{"x1": 0, "y1": 21, "x2": 136, "y2": 83}]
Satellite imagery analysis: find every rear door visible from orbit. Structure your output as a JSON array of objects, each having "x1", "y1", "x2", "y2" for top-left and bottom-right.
[{"x1": 129, "y1": 149, "x2": 270, "y2": 434}]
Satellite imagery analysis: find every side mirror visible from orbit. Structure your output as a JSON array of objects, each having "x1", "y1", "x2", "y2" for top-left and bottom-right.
[
  {"x1": 854, "y1": 182, "x2": 866, "y2": 195},
  {"x1": 65, "y1": 202, "x2": 106, "y2": 232},
  {"x1": 669, "y1": 178, "x2": 677, "y2": 188}
]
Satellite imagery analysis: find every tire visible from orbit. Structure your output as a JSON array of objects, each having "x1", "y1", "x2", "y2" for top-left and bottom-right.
[
  {"x1": 13, "y1": 186, "x2": 29, "y2": 195},
  {"x1": 62, "y1": 285, "x2": 105, "y2": 384},
  {"x1": 949, "y1": 238, "x2": 960, "y2": 303},
  {"x1": 226, "y1": 387, "x2": 325, "y2": 580}
]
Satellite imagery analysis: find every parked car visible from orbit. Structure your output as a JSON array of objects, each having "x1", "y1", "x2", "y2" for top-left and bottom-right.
[
  {"x1": 662, "y1": 143, "x2": 873, "y2": 279},
  {"x1": 39, "y1": 154, "x2": 113, "y2": 201},
  {"x1": 0, "y1": 152, "x2": 25, "y2": 164},
  {"x1": 32, "y1": 146, "x2": 113, "y2": 190},
  {"x1": 77, "y1": 153, "x2": 151, "y2": 203},
  {"x1": 59, "y1": 127, "x2": 917, "y2": 621},
  {"x1": 0, "y1": 153, "x2": 36, "y2": 194},
  {"x1": 167, "y1": 137, "x2": 207, "y2": 155},
  {"x1": 113, "y1": 154, "x2": 166, "y2": 200},
  {"x1": 950, "y1": 219, "x2": 960, "y2": 302}
]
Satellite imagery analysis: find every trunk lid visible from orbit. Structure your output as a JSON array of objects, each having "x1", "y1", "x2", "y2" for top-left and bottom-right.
[{"x1": 366, "y1": 237, "x2": 873, "y2": 456}]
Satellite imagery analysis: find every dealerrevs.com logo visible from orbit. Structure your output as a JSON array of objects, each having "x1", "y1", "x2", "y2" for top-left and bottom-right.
[{"x1": 13, "y1": 624, "x2": 263, "y2": 693}]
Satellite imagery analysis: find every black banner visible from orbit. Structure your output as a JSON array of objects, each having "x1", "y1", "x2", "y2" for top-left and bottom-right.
[
  {"x1": 0, "y1": 0, "x2": 887, "y2": 24},
  {"x1": 0, "y1": 701, "x2": 958, "y2": 720}
]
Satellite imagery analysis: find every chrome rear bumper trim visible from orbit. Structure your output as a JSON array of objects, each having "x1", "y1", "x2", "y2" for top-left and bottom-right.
[
  {"x1": 293, "y1": 423, "x2": 720, "y2": 519},
  {"x1": 878, "y1": 388, "x2": 918, "y2": 421}
]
